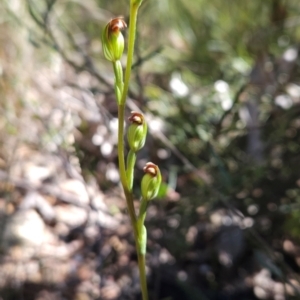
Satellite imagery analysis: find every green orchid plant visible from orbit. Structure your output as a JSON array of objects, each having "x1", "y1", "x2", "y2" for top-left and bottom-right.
[{"x1": 101, "y1": 1, "x2": 162, "y2": 299}]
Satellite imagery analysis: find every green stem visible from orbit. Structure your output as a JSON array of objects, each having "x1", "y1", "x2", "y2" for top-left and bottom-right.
[
  {"x1": 117, "y1": 105, "x2": 148, "y2": 300},
  {"x1": 117, "y1": 111, "x2": 148, "y2": 297},
  {"x1": 120, "y1": 3, "x2": 139, "y2": 105},
  {"x1": 117, "y1": 104, "x2": 137, "y2": 228},
  {"x1": 137, "y1": 198, "x2": 148, "y2": 300},
  {"x1": 137, "y1": 252, "x2": 148, "y2": 300},
  {"x1": 117, "y1": 3, "x2": 148, "y2": 300}
]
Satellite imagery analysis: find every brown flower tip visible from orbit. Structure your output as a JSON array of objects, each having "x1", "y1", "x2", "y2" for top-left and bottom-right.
[
  {"x1": 108, "y1": 17, "x2": 127, "y2": 34},
  {"x1": 143, "y1": 162, "x2": 158, "y2": 177},
  {"x1": 128, "y1": 111, "x2": 144, "y2": 125}
]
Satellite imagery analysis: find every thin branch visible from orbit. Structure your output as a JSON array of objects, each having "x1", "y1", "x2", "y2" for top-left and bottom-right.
[
  {"x1": 26, "y1": 0, "x2": 111, "y2": 88},
  {"x1": 132, "y1": 46, "x2": 163, "y2": 69},
  {"x1": 214, "y1": 83, "x2": 247, "y2": 137}
]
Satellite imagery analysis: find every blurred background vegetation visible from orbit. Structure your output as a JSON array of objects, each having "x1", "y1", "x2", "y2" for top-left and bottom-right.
[{"x1": 1, "y1": 0, "x2": 300, "y2": 299}]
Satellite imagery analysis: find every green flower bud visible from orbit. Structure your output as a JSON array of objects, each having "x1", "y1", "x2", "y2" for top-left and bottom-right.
[
  {"x1": 102, "y1": 18, "x2": 126, "y2": 62},
  {"x1": 127, "y1": 111, "x2": 147, "y2": 152},
  {"x1": 141, "y1": 162, "x2": 162, "y2": 201}
]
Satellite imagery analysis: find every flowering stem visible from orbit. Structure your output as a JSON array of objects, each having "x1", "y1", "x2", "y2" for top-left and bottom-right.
[
  {"x1": 116, "y1": 3, "x2": 149, "y2": 300},
  {"x1": 118, "y1": 106, "x2": 149, "y2": 300},
  {"x1": 120, "y1": 3, "x2": 139, "y2": 105},
  {"x1": 117, "y1": 104, "x2": 137, "y2": 229},
  {"x1": 118, "y1": 103, "x2": 149, "y2": 300}
]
